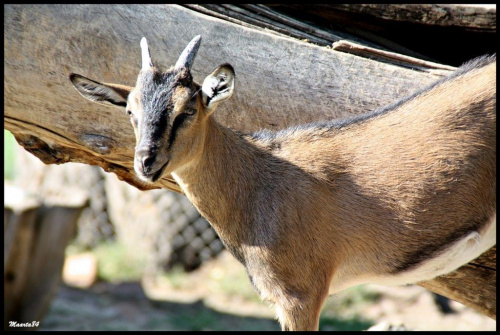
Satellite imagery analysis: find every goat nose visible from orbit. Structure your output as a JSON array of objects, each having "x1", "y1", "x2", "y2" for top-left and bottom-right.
[
  {"x1": 143, "y1": 155, "x2": 155, "y2": 169},
  {"x1": 136, "y1": 148, "x2": 156, "y2": 171}
]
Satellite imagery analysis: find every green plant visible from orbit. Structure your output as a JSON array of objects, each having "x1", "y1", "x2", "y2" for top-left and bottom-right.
[
  {"x1": 319, "y1": 285, "x2": 379, "y2": 330},
  {"x1": 319, "y1": 314, "x2": 374, "y2": 331},
  {"x1": 92, "y1": 241, "x2": 148, "y2": 282},
  {"x1": 162, "y1": 265, "x2": 188, "y2": 289},
  {"x1": 212, "y1": 267, "x2": 262, "y2": 304}
]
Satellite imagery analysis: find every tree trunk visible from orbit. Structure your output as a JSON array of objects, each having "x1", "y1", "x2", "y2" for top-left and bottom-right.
[{"x1": 3, "y1": 4, "x2": 494, "y2": 320}]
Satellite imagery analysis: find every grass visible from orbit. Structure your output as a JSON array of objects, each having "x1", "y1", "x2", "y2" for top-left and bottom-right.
[
  {"x1": 56, "y1": 240, "x2": 379, "y2": 331},
  {"x1": 325, "y1": 285, "x2": 381, "y2": 311},
  {"x1": 206, "y1": 263, "x2": 263, "y2": 304},
  {"x1": 4, "y1": 130, "x2": 16, "y2": 180},
  {"x1": 319, "y1": 285, "x2": 380, "y2": 330},
  {"x1": 44, "y1": 284, "x2": 281, "y2": 331},
  {"x1": 160, "y1": 265, "x2": 187, "y2": 289},
  {"x1": 164, "y1": 303, "x2": 280, "y2": 331},
  {"x1": 158, "y1": 254, "x2": 264, "y2": 305},
  {"x1": 60, "y1": 234, "x2": 380, "y2": 331},
  {"x1": 87, "y1": 241, "x2": 148, "y2": 283},
  {"x1": 66, "y1": 240, "x2": 148, "y2": 283},
  {"x1": 167, "y1": 306, "x2": 228, "y2": 331},
  {"x1": 157, "y1": 254, "x2": 377, "y2": 330},
  {"x1": 319, "y1": 315, "x2": 374, "y2": 331}
]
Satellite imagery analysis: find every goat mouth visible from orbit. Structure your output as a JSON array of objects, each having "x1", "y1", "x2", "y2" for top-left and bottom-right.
[
  {"x1": 137, "y1": 160, "x2": 169, "y2": 183},
  {"x1": 151, "y1": 161, "x2": 169, "y2": 183}
]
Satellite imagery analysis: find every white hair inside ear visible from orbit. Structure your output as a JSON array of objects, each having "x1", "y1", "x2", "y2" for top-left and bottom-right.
[{"x1": 201, "y1": 64, "x2": 235, "y2": 109}]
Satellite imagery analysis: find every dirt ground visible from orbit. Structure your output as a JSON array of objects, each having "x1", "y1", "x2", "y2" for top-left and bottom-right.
[{"x1": 40, "y1": 251, "x2": 495, "y2": 331}]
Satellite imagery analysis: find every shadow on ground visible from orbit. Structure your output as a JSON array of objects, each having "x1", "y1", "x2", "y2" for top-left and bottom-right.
[{"x1": 40, "y1": 282, "x2": 372, "y2": 331}]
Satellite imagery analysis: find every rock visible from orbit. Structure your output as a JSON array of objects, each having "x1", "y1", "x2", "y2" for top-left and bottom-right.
[
  {"x1": 367, "y1": 321, "x2": 411, "y2": 331},
  {"x1": 62, "y1": 253, "x2": 98, "y2": 288}
]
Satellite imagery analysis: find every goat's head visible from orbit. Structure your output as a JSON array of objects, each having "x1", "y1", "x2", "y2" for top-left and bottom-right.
[{"x1": 70, "y1": 36, "x2": 235, "y2": 182}]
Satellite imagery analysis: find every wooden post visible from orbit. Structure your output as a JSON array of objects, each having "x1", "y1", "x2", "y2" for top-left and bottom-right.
[{"x1": 4, "y1": 183, "x2": 88, "y2": 330}]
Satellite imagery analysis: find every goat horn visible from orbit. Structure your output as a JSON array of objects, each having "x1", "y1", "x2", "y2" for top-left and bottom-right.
[
  {"x1": 175, "y1": 35, "x2": 202, "y2": 70},
  {"x1": 140, "y1": 37, "x2": 153, "y2": 71}
]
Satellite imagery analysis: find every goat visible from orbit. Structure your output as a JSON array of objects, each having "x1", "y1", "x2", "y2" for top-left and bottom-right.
[{"x1": 69, "y1": 35, "x2": 496, "y2": 331}]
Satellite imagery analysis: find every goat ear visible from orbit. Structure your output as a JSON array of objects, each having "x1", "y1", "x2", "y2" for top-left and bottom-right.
[
  {"x1": 69, "y1": 73, "x2": 131, "y2": 108},
  {"x1": 201, "y1": 64, "x2": 235, "y2": 112}
]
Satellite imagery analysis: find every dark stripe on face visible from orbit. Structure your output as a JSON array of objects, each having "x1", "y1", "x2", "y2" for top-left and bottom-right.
[
  {"x1": 168, "y1": 113, "x2": 190, "y2": 148},
  {"x1": 138, "y1": 71, "x2": 173, "y2": 149},
  {"x1": 137, "y1": 68, "x2": 194, "y2": 150},
  {"x1": 139, "y1": 110, "x2": 168, "y2": 150}
]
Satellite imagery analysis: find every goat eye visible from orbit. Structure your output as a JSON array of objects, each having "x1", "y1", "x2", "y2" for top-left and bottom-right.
[
  {"x1": 127, "y1": 110, "x2": 133, "y2": 116},
  {"x1": 185, "y1": 108, "x2": 196, "y2": 116}
]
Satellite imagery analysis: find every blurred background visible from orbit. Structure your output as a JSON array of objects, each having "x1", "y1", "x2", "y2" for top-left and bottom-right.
[{"x1": 4, "y1": 130, "x2": 496, "y2": 331}]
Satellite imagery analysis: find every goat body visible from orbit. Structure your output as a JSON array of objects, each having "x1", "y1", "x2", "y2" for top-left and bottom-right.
[{"x1": 70, "y1": 36, "x2": 496, "y2": 330}]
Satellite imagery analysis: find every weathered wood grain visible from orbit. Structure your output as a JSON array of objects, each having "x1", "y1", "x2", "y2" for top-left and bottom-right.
[
  {"x1": 267, "y1": 4, "x2": 496, "y2": 65},
  {"x1": 4, "y1": 4, "x2": 450, "y2": 193},
  {"x1": 336, "y1": 4, "x2": 497, "y2": 30},
  {"x1": 470, "y1": 245, "x2": 496, "y2": 270},
  {"x1": 419, "y1": 246, "x2": 496, "y2": 320},
  {"x1": 269, "y1": 4, "x2": 496, "y2": 31},
  {"x1": 190, "y1": 4, "x2": 332, "y2": 45},
  {"x1": 331, "y1": 40, "x2": 456, "y2": 75}
]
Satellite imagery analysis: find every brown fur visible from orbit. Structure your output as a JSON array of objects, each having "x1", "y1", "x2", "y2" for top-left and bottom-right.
[
  {"x1": 70, "y1": 50, "x2": 495, "y2": 330},
  {"x1": 170, "y1": 60, "x2": 495, "y2": 330}
]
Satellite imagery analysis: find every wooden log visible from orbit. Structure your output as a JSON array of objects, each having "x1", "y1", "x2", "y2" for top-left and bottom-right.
[
  {"x1": 419, "y1": 246, "x2": 496, "y2": 320},
  {"x1": 4, "y1": 183, "x2": 88, "y2": 330},
  {"x1": 239, "y1": 4, "x2": 348, "y2": 43},
  {"x1": 4, "y1": 4, "x2": 452, "y2": 193},
  {"x1": 3, "y1": 4, "x2": 494, "y2": 320},
  {"x1": 185, "y1": 5, "x2": 443, "y2": 63},
  {"x1": 189, "y1": 4, "x2": 332, "y2": 45},
  {"x1": 267, "y1": 4, "x2": 496, "y2": 31},
  {"x1": 331, "y1": 40, "x2": 456, "y2": 75},
  {"x1": 333, "y1": 4, "x2": 496, "y2": 31},
  {"x1": 267, "y1": 4, "x2": 497, "y2": 66}
]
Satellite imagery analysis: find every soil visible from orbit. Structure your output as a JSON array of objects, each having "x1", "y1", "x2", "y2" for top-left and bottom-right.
[{"x1": 40, "y1": 251, "x2": 496, "y2": 331}]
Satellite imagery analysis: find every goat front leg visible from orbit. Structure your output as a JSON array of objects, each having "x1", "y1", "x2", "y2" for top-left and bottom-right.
[{"x1": 274, "y1": 287, "x2": 329, "y2": 331}]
